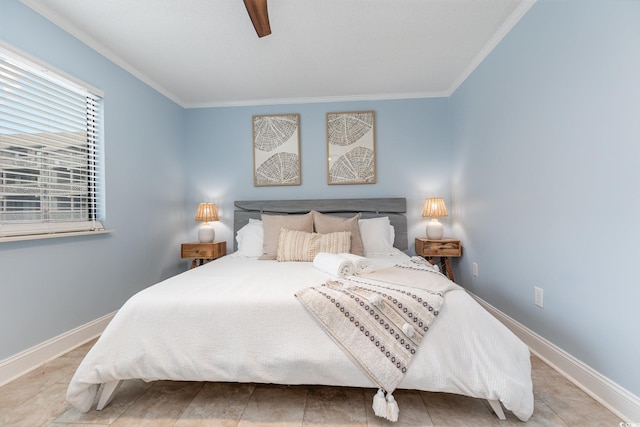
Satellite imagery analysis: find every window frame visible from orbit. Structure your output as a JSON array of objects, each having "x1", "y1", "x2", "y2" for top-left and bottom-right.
[{"x1": 0, "y1": 42, "x2": 107, "y2": 242}]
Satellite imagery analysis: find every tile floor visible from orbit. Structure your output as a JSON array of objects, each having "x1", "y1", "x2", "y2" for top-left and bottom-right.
[{"x1": 0, "y1": 340, "x2": 623, "y2": 427}]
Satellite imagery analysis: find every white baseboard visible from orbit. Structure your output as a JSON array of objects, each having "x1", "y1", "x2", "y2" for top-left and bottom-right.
[
  {"x1": 472, "y1": 294, "x2": 640, "y2": 423},
  {"x1": 0, "y1": 311, "x2": 116, "y2": 387}
]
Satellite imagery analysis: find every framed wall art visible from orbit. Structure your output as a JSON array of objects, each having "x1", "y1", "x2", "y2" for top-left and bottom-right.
[
  {"x1": 252, "y1": 114, "x2": 301, "y2": 186},
  {"x1": 326, "y1": 110, "x2": 376, "y2": 185}
]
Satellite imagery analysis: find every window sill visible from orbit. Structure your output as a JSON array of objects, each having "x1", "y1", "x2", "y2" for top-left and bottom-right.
[{"x1": 0, "y1": 229, "x2": 113, "y2": 243}]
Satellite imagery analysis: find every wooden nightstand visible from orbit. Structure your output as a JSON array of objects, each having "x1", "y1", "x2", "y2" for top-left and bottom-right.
[
  {"x1": 415, "y1": 238, "x2": 462, "y2": 282},
  {"x1": 181, "y1": 241, "x2": 226, "y2": 269}
]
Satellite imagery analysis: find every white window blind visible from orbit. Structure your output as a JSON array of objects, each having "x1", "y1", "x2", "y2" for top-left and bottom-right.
[{"x1": 0, "y1": 45, "x2": 104, "y2": 239}]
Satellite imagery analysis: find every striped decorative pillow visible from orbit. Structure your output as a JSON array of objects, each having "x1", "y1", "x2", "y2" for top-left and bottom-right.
[{"x1": 276, "y1": 229, "x2": 351, "y2": 262}]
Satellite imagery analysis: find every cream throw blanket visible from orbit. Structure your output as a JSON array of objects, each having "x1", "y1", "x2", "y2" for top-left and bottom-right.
[{"x1": 296, "y1": 257, "x2": 455, "y2": 421}]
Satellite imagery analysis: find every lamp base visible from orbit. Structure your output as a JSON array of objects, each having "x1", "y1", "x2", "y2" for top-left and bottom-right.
[
  {"x1": 426, "y1": 218, "x2": 444, "y2": 240},
  {"x1": 198, "y1": 222, "x2": 215, "y2": 243}
]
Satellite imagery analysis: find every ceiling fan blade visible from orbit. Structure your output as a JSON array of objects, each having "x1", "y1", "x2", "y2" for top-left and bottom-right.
[{"x1": 243, "y1": 0, "x2": 272, "y2": 38}]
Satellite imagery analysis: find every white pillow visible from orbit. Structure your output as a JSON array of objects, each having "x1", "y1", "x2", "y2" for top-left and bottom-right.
[
  {"x1": 358, "y1": 217, "x2": 396, "y2": 255},
  {"x1": 235, "y1": 220, "x2": 264, "y2": 257}
]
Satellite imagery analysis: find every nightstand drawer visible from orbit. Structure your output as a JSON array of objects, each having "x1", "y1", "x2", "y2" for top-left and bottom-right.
[
  {"x1": 415, "y1": 238, "x2": 461, "y2": 257},
  {"x1": 181, "y1": 242, "x2": 226, "y2": 259}
]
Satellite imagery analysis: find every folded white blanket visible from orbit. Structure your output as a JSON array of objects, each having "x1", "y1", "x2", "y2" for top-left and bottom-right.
[
  {"x1": 313, "y1": 252, "x2": 354, "y2": 277},
  {"x1": 337, "y1": 253, "x2": 372, "y2": 274}
]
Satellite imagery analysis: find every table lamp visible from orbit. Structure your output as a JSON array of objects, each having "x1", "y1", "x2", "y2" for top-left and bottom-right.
[
  {"x1": 195, "y1": 203, "x2": 218, "y2": 243},
  {"x1": 422, "y1": 198, "x2": 448, "y2": 240}
]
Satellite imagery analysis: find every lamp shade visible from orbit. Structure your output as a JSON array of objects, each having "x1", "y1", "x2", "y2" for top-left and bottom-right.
[
  {"x1": 195, "y1": 203, "x2": 218, "y2": 243},
  {"x1": 422, "y1": 198, "x2": 447, "y2": 240},
  {"x1": 422, "y1": 198, "x2": 448, "y2": 219},
  {"x1": 195, "y1": 203, "x2": 219, "y2": 223}
]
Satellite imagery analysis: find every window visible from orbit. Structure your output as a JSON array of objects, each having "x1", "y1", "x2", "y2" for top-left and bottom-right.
[{"x1": 0, "y1": 43, "x2": 104, "y2": 240}]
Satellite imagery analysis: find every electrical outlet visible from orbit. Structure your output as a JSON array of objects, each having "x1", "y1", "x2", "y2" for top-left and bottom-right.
[
  {"x1": 534, "y1": 287, "x2": 544, "y2": 308},
  {"x1": 472, "y1": 263, "x2": 478, "y2": 277}
]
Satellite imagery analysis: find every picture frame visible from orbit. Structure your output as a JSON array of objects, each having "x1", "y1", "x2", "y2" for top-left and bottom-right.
[
  {"x1": 252, "y1": 113, "x2": 301, "y2": 186},
  {"x1": 326, "y1": 110, "x2": 376, "y2": 185}
]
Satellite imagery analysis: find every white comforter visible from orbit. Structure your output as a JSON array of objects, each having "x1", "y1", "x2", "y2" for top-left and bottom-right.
[{"x1": 66, "y1": 252, "x2": 534, "y2": 420}]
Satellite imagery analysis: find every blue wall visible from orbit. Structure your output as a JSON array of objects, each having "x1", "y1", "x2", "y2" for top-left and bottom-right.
[
  {"x1": 0, "y1": 1, "x2": 187, "y2": 359},
  {"x1": 450, "y1": 0, "x2": 640, "y2": 396},
  {"x1": 183, "y1": 99, "x2": 451, "y2": 249}
]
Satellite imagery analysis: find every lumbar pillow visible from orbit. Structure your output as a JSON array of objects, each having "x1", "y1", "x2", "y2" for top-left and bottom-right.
[{"x1": 276, "y1": 229, "x2": 351, "y2": 262}]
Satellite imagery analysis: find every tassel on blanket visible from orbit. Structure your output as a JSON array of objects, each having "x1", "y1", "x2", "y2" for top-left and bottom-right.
[
  {"x1": 402, "y1": 323, "x2": 415, "y2": 338},
  {"x1": 386, "y1": 393, "x2": 399, "y2": 422},
  {"x1": 372, "y1": 389, "x2": 400, "y2": 422},
  {"x1": 369, "y1": 293, "x2": 384, "y2": 308},
  {"x1": 372, "y1": 389, "x2": 387, "y2": 417},
  {"x1": 341, "y1": 281, "x2": 355, "y2": 290}
]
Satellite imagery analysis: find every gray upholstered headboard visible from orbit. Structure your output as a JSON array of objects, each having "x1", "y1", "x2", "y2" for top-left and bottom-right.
[{"x1": 233, "y1": 198, "x2": 407, "y2": 252}]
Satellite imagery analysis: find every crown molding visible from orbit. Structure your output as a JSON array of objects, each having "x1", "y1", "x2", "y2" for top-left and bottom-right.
[
  {"x1": 20, "y1": 0, "x2": 185, "y2": 106},
  {"x1": 447, "y1": 0, "x2": 537, "y2": 96},
  {"x1": 183, "y1": 91, "x2": 449, "y2": 109}
]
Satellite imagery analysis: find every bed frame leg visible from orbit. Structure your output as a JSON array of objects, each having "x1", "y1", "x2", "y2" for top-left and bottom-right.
[
  {"x1": 96, "y1": 380, "x2": 122, "y2": 410},
  {"x1": 487, "y1": 399, "x2": 506, "y2": 420}
]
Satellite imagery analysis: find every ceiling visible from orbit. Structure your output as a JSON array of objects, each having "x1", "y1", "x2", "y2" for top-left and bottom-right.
[{"x1": 21, "y1": 0, "x2": 535, "y2": 108}]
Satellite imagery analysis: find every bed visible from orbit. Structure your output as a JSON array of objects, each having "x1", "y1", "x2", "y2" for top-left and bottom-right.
[{"x1": 66, "y1": 198, "x2": 534, "y2": 422}]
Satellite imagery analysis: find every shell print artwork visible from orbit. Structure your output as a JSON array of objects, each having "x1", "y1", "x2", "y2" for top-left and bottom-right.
[
  {"x1": 327, "y1": 111, "x2": 373, "y2": 147},
  {"x1": 255, "y1": 152, "x2": 300, "y2": 186},
  {"x1": 327, "y1": 111, "x2": 376, "y2": 184},
  {"x1": 254, "y1": 114, "x2": 299, "y2": 152},
  {"x1": 252, "y1": 114, "x2": 301, "y2": 186},
  {"x1": 329, "y1": 146, "x2": 375, "y2": 183}
]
